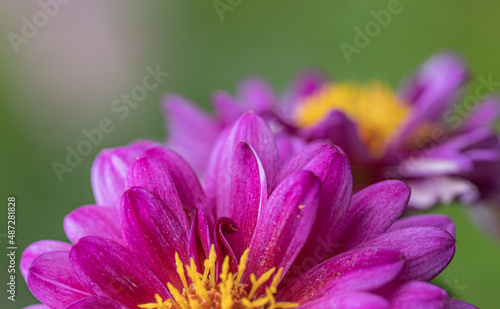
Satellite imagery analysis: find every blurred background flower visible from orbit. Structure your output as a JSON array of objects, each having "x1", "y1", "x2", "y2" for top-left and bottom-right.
[
  {"x1": 163, "y1": 52, "x2": 500, "y2": 237},
  {"x1": 1, "y1": 0, "x2": 500, "y2": 308}
]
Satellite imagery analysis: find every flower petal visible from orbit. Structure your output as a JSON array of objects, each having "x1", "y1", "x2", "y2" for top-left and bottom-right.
[
  {"x1": 22, "y1": 305, "x2": 50, "y2": 309},
  {"x1": 70, "y1": 236, "x2": 169, "y2": 308},
  {"x1": 91, "y1": 140, "x2": 157, "y2": 207},
  {"x1": 389, "y1": 214, "x2": 455, "y2": 237},
  {"x1": 205, "y1": 112, "x2": 280, "y2": 218},
  {"x1": 276, "y1": 248, "x2": 405, "y2": 304},
  {"x1": 400, "y1": 52, "x2": 468, "y2": 109},
  {"x1": 27, "y1": 251, "x2": 89, "y2": 308},
  {"x1": 273, "y1": 142, "x2": 335, "y2": 187},
  {"x1": 214, "y1": 217, "x2": 239, "y2": 276},
  {"x1": 64, "y1": 205, "x2": 124, "y2": 244},
  {"x1": 188, "y1": 207, "x2": 212, "y2": 269},
  {"x1": 120, "y1": 187, "x2": 189, "y2": 289},
  {"x1": 335, "y1": 180, "x2": 410, "y2": 252},
  {"x1": 385, "y1": 281, "x2": 448, "y2": 309},
  {"x1": 298, "y1": 292, "x2": 389, "y2": 309},
  {"x1": 228, "y1": 141, "x2": 267, "y2": 258},
  {"x1": 278, "y1": 144, "x2": 353, "y2": 280},
  {"x1": 273, "y1": 145, "x2": 352, "y2": 241},
  {"x1": 407, "y1": 176, "x2": 478, "y2": 210},
  {"x1": 463, "y1": 96, "x2": 500, "y2": 131},
  {"x1": 212, "y1": 91, "x2": 243, "y2": 126},
  {"x1": 245, "y1": 171, "x2": 320, "y2": 285},
  {"x1": 144, "y1": 147, "x2": 207, "y2": 215},
  {"x1": 237, "y1": 77, "x2": 276, "y2": 113},
  {"x1": 126, "y1": 156, "x2": 189, "y2": 231},
  {"x1": 397, "y1": 157, "x2": 472, "y2": 178},
  {"x1": 396, "y1": 52, "x2": 469, "y2": 144},
  {"x1": 299, "y1": 110, "x2": 371, "y2": 164},
  {"x1": 274, "y1": 133, "x2": 308, "y2": 167},
  {"x1": 445, "y1": 299, "x2": 479, "y2": 309},
  {"x1": 64, "y1": 296, "x2": 128, "y2": 309},
  {"x1": 355, "y1": 226, "x2": 455, "y2": 281},
  {"x1": 21, "y1": 240, "x2": 72, "y2": 282},
  {"x1": 163, "y1": 94, "x2": 220, "y2": 175},
  {"x1": 283, "y1": 70, "x2": 325, "y2": 108}
]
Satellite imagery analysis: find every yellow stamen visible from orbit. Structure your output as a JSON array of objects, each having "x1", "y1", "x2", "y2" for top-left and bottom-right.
[
  {"x1": 186, "y1": 259, "x2": 212, "y2": 306},
  {"x1": 167, "y1": 283, "x2": 188, "y2": 309},
  {"x1": 295, "y1": 82, "x2": 409, "y2": 157},
  {"x1": 269, "y1": 267, "x2": 283, "y2": 294},
  {"x1": 175, "y1": 253, "x2": 191, "y2": 297},
  {"x1": 188, "y1": 299, "x2": 202, "y2": 309},
  {"x1": 234, "y1": 248, "x2": 249, "y2": 290},
  {"x1": 139, "y1": 246, "x2": 298, "y2": 309},
  {"x1": 248, "y1": 268, "x2": 276, "y2": 300},
  {"x1": 209, "y1": 245, "x2": 217, "y2": 287},
  {"x1": 202, "y1": 244, "x2": 216, "y2": 286},
  {"x1": 138, "y1": 293, "x2": 173, "y2": 309}
]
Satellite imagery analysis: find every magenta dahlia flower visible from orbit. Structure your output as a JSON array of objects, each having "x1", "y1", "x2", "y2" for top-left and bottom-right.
[
  {"x1": 23, "y1": 113, "x2": 474, "y2": 308},
  {"x1": 164, "y1": 53, "x2": 500, "y2": 229}
]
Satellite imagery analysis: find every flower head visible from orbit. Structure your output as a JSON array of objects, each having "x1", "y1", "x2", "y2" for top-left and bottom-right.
[
  {"x1": 163, "y1": 52, "x2": 500, "y2": 234},
  {"x1": 23, "y1": 113, "x2": 475, "y2": 308}
]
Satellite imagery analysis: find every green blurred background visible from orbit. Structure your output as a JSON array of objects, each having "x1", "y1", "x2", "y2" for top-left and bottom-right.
[{"x1": 1, "y1": 0, "x2": 500, "y2": 308}]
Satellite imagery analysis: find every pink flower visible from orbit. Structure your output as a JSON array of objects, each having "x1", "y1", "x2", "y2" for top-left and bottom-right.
[
  {"x1": 22, "y1": 113, "x2": 474, "y2": 308},
  {"x1": 163, "y1": 53, "x2": 500, "y2": 235}
]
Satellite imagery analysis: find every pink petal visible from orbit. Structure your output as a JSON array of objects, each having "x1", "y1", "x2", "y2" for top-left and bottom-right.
[
  {"x1": 356, "y1": 226, "x2": 456, "y2": 281},
  {"x1": 228, "y1": 142, "x2": 267, "y2": 258},
  {"x1": 274, "y1": 133, "x2": 308, "y2": 167},
  {"x1": 144, "y1": 147, "x2": 207, "y2": 216},
  {"x1": 299, "y1": 110, "x2": 371, "y2": 164},
  {"x1": 463, "y1": 96, "x2": 500, "y2": 131},
  {"x1": 245, "y1": 171, "x2": 320, "y2": 287},
  {"x1": 335, "y1": 180, "x2": 410, "y2": 252},
  {"x1": 298, "y1": 292, "x2": 389, "y2": 309},
  {"x1": 91, "y1": 140, "x2": 157, "y2": 207},
  {"x1": 205, "y1": 112, "x2": 280, "y2": 218},
  {"x1": 70, "y1": 237, "x2": 169, "y2": 308},
  {"x1": 188, "y1": 207, "x2": 212, "y2": 269},
  {"x1": 214, "y1": 217, "x2": 239, "y2": 276},
  {"x1": 163, "y1": 94, "x2": 220, "y2": 175},
  {"x1": 64, "y1": 296, "x2": 127, "y2": 309},
  {"x1": 282, "y1": 69, "x2": 326, "y2": 108},
  {"x1": 277, "y1": 248, "x2": 405, "y2": 304},
  {"x1": 389, "y1": 214, "x2": 455, "y2": 237},
  {"x1": 120, "y1": 187, "x2": 189, "y2": 289},
  {"x1": 445, "y1": 299, "x2": 479, "y2": 309},
  {"x1": 396, "y1": 52, "x2": 469, "y2": 145},
  {"x1": 64, "y1": 205, "x2": 124, "y2": 244},
  {"x1": 22, "y1": 305, "x2": 50, "y2": 309},
  {"x1": 407, "y1": 176, "x2": 478, "y2": 210},
  {"x1": 212, "y1": 91, "x2": 242, "y2": 126},
  {"x1": 21, "y1": 240, "x2": 72, "y2": 282},
  {"x1": 126, "y1": 156, "x2": 189, "y2": 231},
  {"x1": 386, "y1": 281, "x2": 448, "y2": 309},
  {"x1": 27, "y1": 251, "x2": 89, "y2": 308},
  {"x1": 278, "y1": 144, "x2": 353, "y2": 281},
  {"x1": 237, "y1": 77, "x2": 276, "y2": 113}
]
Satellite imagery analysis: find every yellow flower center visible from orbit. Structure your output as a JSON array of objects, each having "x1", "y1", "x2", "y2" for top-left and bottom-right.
[
  {"x1": 295, "y1": 82, "x2": 410, "y2": 157},
  {"x1": 139, "y1": 245, "x2": 298, "y2": 309}
]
